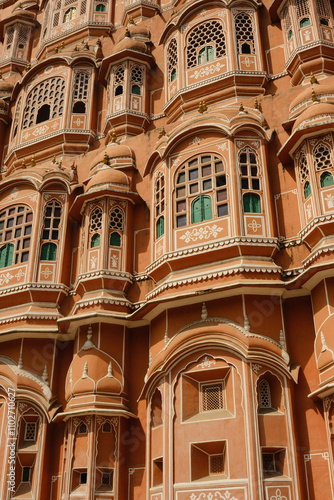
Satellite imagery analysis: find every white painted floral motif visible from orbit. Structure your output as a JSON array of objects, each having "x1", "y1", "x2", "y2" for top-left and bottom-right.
[
  {"x1": 41, "y1": 267, "x2": 53, "y2": 279},
  {"x1": 244, "y1": 57, "x2": 251, "y2": 68},
  {"x1": 22, "y1": 132, "x2": 30, "y2": 141},
  {"x1": 15, "y1": 269, "x2": 25, "y2": 281},
  {"x1": 10, "y1": 188, "x2": 19, "y2": 200},
  {"x1": 170, "y1": 85, "x2": 176, "y2": 94},
  {"x1": 306, "y1": 204, "x2": 312, "y2": 219},
  {"x1": 29, "y1": 194, "x2": 38, "y2": 202},
  {"x1": 252, "y1": 364, "x2": 262, "y2": 374},
  {"x1": 304, "y1": 30, "x2": 311, "y2": 41},
  {"x1": 90, "y1": 256, "x2": 98, "y2": 269},
  {"x1": 0, "y1": 272, "x2": 13, "y2": 286},
  {"x1": 324, "y1": 29, "x2": 331, "y2": 40},
  {"x1": 190, "y1": 62, "x2": 225, "y2": 80},
  {"x1": 111, "y1": 255, "x2": 118, "y2": 268},
  {"x1": 32, "y1": 124, "x2": 49, "y2": 136},
  {"x1": 218, "y1": 142, "x2": 228, "y2": 151},
  {"x1": 270, "y1": 489, "x2": 287, "y2": 500},
  {"x1": 180, "y1": 224, "x2": 224, "y2": 243},
  {"x1": 74, "y1": 118, "x2": 83, "y2": 127},
  {"x1": 189, "y1": 137, "x2": 203, "y2": 145},
  {"x1": 51, "y1": 121, "x2": 60, "y2": 130},
  {"x1": 189, "y1": 490, "x2": 239, "y2": 500},
  {"x1": 197, "y1": 356, "x2": 216, "y2": 369},
  {"x1": 44, "y1": 66, "x2": 54, "y2": 74},
  {"x1": 324, "y1": 193, "x2": 334, "y2": 208},
  {"x1": 248, "y1": 219, "x2": 261, "y2": 233}
]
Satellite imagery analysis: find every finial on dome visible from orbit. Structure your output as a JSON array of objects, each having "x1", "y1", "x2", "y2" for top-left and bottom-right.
[
  {"x1": 60, "y1": 41, "x2": 65, "y2": 50},
  {"x1": 158, "y1": 127, "x2": 166, "y2": 140},
  {"x1": 239, "y1": 102, "x2": 245, "y2": 113},
  {"x1": 74, "y1": 45, "x2": 79, "y2": 51},
  {"x1": 310, "y1": 72, "x2": 318, "y2": 85},
  {"x1": 254, "y1": 98, "x2": 259, "y2": 110},
  {"x1": 107, "y1": 362, "x2": 113, "y2": 377},
  {"x1": 55, "y1": 46, "x2": 59, "y2": 54},
  {"x1": 125, "y1": 28, "x2": 131, "y2": 38},
  {"x1": 111, "y1": 130, "x2": 117, "y2": 143},
  {"x1": 21, "y1": 159, "x2": 26, "y2": 169},
  {"x1": 52, "y1": 155, "x2": 56, "y2": 164},
  {"x1": 30, "y1": 155, "x2": 36, "y2": 167},
  {"x1": 128, "y1": 16, "x2": 135, "y2": 25},
  {"x1": 198, "y1": 101, "x2": 207, "y2": 114},
  {"x1": 103, "y1": 152, "x2": 109, "y2": 164},
  {"x1": 96, "y1": 38, "x2": 102, "y2": 47},
  {"x1": 311, "y1": 88, "x2": 318, "y2": 102},
  {"x1": 26, "y1": 62, "x2": 31, "y2": 71},
  {"x1": 82, "y1": 325, "x2": 95, "y2": 350},
  {"x1": 84, "y1": 41, "x2": 89, "y2": 50},
  {"x1": 82, "y1": 362, "x2": 88, "y2": 378}
]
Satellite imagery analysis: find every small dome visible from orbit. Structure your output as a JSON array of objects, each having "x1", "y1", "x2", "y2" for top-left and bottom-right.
[
  {"x1": 86, "y1": 165, "x2": 129, "y2": 191},
  {"x1": 292, "y1": 102, "x2": 334, "y2": 132},
  {"x1": 0, "y1": 80, "x2": 14, "y2": 95},
  {"x1": 90, "y1": 142, "x2": 135, "y2": 171},
  {"x1": 290, "y1": 82, "x2": 334, "y2": 116},
  {"x1": 12, "y1": 7, "x2": 35, "y2": 19},
  {"x1": 127, "y1": 24, "x2": 150, "y2": 40},
  {"x1": 111, "y1": 36, "x2": 147, "y2": 55}
]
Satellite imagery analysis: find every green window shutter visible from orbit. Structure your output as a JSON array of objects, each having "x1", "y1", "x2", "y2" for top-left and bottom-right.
[
  {"x1": 300, "y1": 17, "x2": 311, "y2": 28},
  {"x1": 156, "y1": 216, "x2": 164, "y2": 238},
  {"x1": 198, "y1": 46, "x2": 215, "y2": 65},
  {"x1": 0, "y1": 244, "x2": 14, "y2": 268},
  {"x1": 110, "y1": 232, "x2": 121, "y2": 247},
  {"x1": 131, "y1": 85, "x2": 141, "y2": 95},
  {"x1": 91, "y1": 234, "x2": 100, "y2": 248},
  {"x1": 243, "y1": 193, "x2": 261, "y2": 213},
  {"x1": 304, "y1": 181, "x2": 312, "y2": 198},
  {"x1": 191, "y1": 196, "x2": 212, "y2": 223},
  {"x1": 41, "y1": 242, "x2": 57, "y2": 261},
  {"x1": 320, "y1": 172, "x2": 334, "y2": 188}
]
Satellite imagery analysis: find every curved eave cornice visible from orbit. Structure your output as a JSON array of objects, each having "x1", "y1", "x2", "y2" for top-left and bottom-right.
[
  {"x1": 278, "y1": 117, "x2": 334, "y2": 164},
  {"x1": 159, "y1": 0, "x2": 262, "y2": 44},
  {"x1": 69, "y1": 186, "x2": 142, "y2": 221},
  {"x1": 0, "y1": 170, "x2": 77, "y2": 193},
  {"x1": 144, "y1": 113, "x2": 270, "y2": 176},
  {"x1": 140, "y1": 321, "x2": 292, "y2": 398},
  {"x1": 99, "y1": 48, "x2": 155, "y2": 83},
  {"x1": 0, "y1": 174, "x2": 41, "y2": 191},
  {"x1": 53, "y1": 407, "x2": 137, "y2": 421}
]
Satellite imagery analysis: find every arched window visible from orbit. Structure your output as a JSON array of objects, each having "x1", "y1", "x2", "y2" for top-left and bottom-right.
[
  {"x1": 110, "y1": 232, "x2": 121, "y2": 246},
  {"x1": 91, "y1": 233, "x2": 100, "y2": 248},
  {"x1": 42, "y1": 200, "x2": 62, "y2": 241},
  {"x1": 22, "y1": 77, "x2": 65, "y2": 129},
  {"x1": 243, "y1": 193, "x2": 261, "y2": 213},
  {"x1": 151, "y1": 388, "x2": 163, "y2": 427},
  {"x1": 156, "y1": 216, "x2": 164, "y2": 239},
  {"x1": 167, "y1": 38, "x2": 178, "y2": 83},
  {"x1": 320, "y1": 171, "x2": 334, "y2": 187},
  {"x1": 316, "y1": 0, "x2": 331, "y2": 26},
  {"x1": 78, "y1": 422, "x2": 87, "y2": 434},
  {"x1": 175, "y1": 154, "x2": 228, "y2": 227},
  {"x1": 0, "y1": 243, "x2": 14, "y2": 268},
  {"x1": 115, "y1": 85, "x2": 123, "y2": 96},
  {"x1": 186, "y1": 21, "x2": 226, "y2": 68},
  {"x1": 95, "y1": 3, "x2": 106, "y2": 11},
  {"x1": 41, "y1": 242, "x2": 57, "y2": 261},
  {"x1": 130, "y1": 65, "x2": 143, "y2": 99},
  {"x1": 72, "y1": 71, "x2": 90, "y2": 115},
  {"x1": 0, "y1": 205, "x2": 33, "y2": 266},
  {"x1": 89, "y1": 207, "x2": 103, "y2": 248},
  {"x1": 259, "y1": 379, "x2": 271, "y2": 409},
  {"x1": 131, "y1": 85, "x2": 141, "y2": 95},
  {"x1": 314, "y1": 143, "x2": 332, "y2": 171},
  {"x1": 235, "y1": 12, "x2": 255, "y2": 55},
  {"x1": 63, "y1": 6, "x2": 76, "y2": 22},
  {"x1": 298, "y1": 152, "x2": 310, "y2": 199}
]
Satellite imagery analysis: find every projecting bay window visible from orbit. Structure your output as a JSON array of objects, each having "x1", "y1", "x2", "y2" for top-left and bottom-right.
[{"x1": 174, "y1": 154, "x2": 228, "y2": 228}]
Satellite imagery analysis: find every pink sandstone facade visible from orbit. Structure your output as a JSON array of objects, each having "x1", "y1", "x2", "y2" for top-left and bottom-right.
[{"x1": 0, "y1": 0, "x2": 333, "y2": 499}]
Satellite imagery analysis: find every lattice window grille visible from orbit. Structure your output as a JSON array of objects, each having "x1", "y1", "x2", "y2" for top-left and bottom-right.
[
  {"x1": 201, "y1": 383, "x2": 224, "y2": 411},
  {"x1": 80, "y1": 0, "x2": 87, "y2": 15},
  {"x1": 263, "y1": 453, "x2": 275, "y2": 472},
  {"x1": 239, "y1": 147, "x2": 261, "y2": 190},
  {"x1": 295, "y1": 0, "x2": 310, "y2": 18},
  {"x1": 114, "y1": 65, "x2": 125, "y2": 87},
  {"x1": 24, "y1": 422, "x2": 37, "y2": 441},
  {"x1": 90, "y1": 207, "x2": 103, "y2": 232},
  {"x1": 316, "y1": 0, "x2": 330, "y2": 17},
  {"x1": 22, "y1": 77, "x2": 66, "y2": 129},
  {"x1": 65, "y1": 0, "x2": 76, "y2": 7},
  {"x1": 42, "y1": 200, "x2": 62, "y2": 241},
  {"x1": 0, "y1": 205, "x2": 33, "y2": 265},
  {"x1": 235, "y1": 12, "x2": 255, "y2": 54},
  {"x1": 314, "y1": 144, "x2": 332, "y2": 171},
  {"x1": 53, "y1": 11, "x2": 60, "y2": 27},
  {"x1": 42, "y1": 3, "x2": 50, "y2": 38},
  {"x1": 210, "y1": 455, "x2": 224, "y2": 474},
  {"x1": 78, "y1": 422, "x2": 87, "y2": 434},
  {"x1": 73, "y1": 71, "x2": 90, "y2": 103},
  {"x1": 109, "y1": 208, "x2": 123, "y2": 230},
  {"x1": 102, "y1": 421, "x2": 111, "y2": 432},
  {"x1": 130, "y1": 65, "x2": 143, "y2": 85},
  {"x1": 167, "y1": 38, "x2": 178, "y2": 82},
  {"x1": 155, "y1": 173, "x2": 165, "y2": 217},
  {"x1": 299, "y1": 153, "x2": 309, "y2": 182},
  {"x1": 3, "y1": 26, "x2": 15, "y2": 58},
  {"x1": 282, "y1": 5, "x2": 293, "y2": 32},
  {"x1": 186, "y1": 20, "x2": 226, "y2": 68},
  {"x1": 259, "y1": 379, "x2": 271, "y2": 408},
  {"x1": 102, "y1": 472, "x2": 112, "y2": 485},
  {"x1": 18, "y1": 24, "x2": 29, "y2": 44},
  {"x1": 12, "y1": 96, "x2": 22, "y2": 138}
]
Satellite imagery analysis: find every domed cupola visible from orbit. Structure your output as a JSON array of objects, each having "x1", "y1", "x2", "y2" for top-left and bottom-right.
[
  {"x1": 100, "y1": 25, "x2": 155, "y2": 139},
  {"x1": 64, "y1": 329, "x2": 126, "y2": 414}
]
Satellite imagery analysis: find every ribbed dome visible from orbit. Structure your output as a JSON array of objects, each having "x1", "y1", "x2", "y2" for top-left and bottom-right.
[
  {"x1": 90, "y1": 143, "x2": 135, "y2": 171},
  {"x1": 111, "y1": 36, "x2": 148, "y2": 55},
  {"x1": 290, "y1": 83, "x2": 334, "y2": 116},
  {"x1": 86, "y1": 165, "x2": 129, "y2": 191},
  {"x1": 65, "y1": 347, "x2": 122, "y2": 401},
  {"x1": 292, "y1": 102, "x2": 334, "y2": 132}
]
